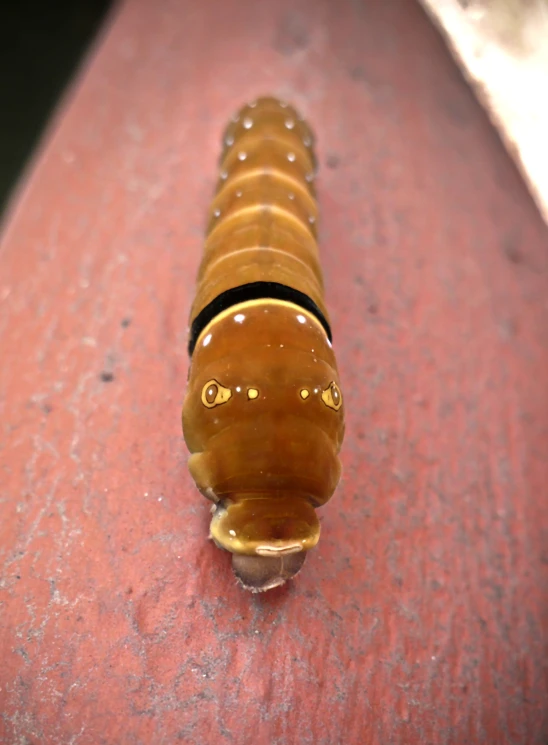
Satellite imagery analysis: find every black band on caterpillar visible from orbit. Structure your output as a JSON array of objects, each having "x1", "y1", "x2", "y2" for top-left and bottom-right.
[{"x1": 188, "y1": 281, "x2": 333, "y2": 356}]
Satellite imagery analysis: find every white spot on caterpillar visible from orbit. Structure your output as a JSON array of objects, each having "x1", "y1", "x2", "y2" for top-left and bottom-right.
[
  {"x1": 213, "y1": 209, "x2": 221, "y2": 218},
  {"x1": 234, "y1": 313, "x2": 245, "y2": 323},
  {"x1": 303, "y1": 136, "x2": 312, "y2": 147},
  {"x1": 229, "y1": 529, "x2": 236, "y2": 536},
  {"x1": 297, "y1": 315, "x2": 306, "y2": 324},
  {"x1": 249, "y1": 100, "x2": 257, "y2": 108},
  {"x1": 203, "y1": 333, "x2": 212, "y2": 347},
  {"x1": 225, "y1": 134, "x2": 234, "y2": 146},
  {"x1": 243, "y1": 117, "x2": 253, "y2": 129},
  {"x1": 220, "y1": 170, "x2": 228, "y2": 180},
  {"x1": 236, "y1": 386, "x2": 241, "y2": 392},
  {"x1": 235, "y1": 190, "x2": 242, "y2": 197},
  {"x1": 238, "y1": 151, "x2": 247, "y2": 161},
  {"x1": 288, "y1": 192, "x2": 295, "y2": 200},
  {"x1": 309, "y1": 215, "x2": 315, "y2": 224},
  {"x1": 306, "y1": 173, "x2": 314, "y2": 182},
  {"x1": 287, "y1": 152, "x2": 296, "y2": 162},
  {"x1": 285, "y1": 118, "x2": 295, "y2": 130}
]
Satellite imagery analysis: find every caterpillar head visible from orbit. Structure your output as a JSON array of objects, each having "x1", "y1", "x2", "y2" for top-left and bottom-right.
[{"x1": 182, "y1": 299, "x2": 345, "y2": 591}]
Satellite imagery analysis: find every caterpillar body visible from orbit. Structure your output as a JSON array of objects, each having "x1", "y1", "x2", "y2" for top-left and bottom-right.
[{"x1": 182, "y1": 97, "x2": 345, "y2": 592}]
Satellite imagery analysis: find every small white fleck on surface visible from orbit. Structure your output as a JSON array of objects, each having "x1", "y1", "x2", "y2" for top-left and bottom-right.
[
  {"x1": 285, "y1": 118, "x2": 295, "y2": 129},
  {"x1": 203, "y1": 333, "x2": 212, "y2": 347},
  {"x1": 238, "y1": 151, "x2": 247, "y2": 161},
  {"x1": 229, "y1": 529, "x2": 236, "y2": 536},
  {"x1": 243, "y1": 117, "x2": 253, "y2": 129},
  {"x1": 297, "y1": 315, "x2": 306, "y2": 324},
  {"x1": 234, "y1": 313, "x2": 245, "y2": 323},
  {"x1": 236, "y1": 386, "x2": 241, "y2": 392},
  {"x1": 287, "y1": 152, "x2": 296, "y2": 162}
]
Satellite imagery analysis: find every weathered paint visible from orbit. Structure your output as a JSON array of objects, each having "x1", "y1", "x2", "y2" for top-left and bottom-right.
[{"x1": 0, "y1": 0, "x2": 547, "y2": 743}]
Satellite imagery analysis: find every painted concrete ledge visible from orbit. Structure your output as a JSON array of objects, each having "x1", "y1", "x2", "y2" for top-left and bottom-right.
[{"x1": 1, "y1": 0, "x2": 547, "y2": 743}]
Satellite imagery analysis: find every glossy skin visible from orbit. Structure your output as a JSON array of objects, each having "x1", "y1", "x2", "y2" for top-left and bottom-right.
[
  {"x1": 190, "y1": 97, "x2": 327, "y2": 323},
  {"x1": 182, "y1": 98, "x2": 345, "y2": 591}
]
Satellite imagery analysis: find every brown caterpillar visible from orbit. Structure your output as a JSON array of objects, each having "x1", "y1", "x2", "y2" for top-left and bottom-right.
[{"x1": 182, "y1": 97, "x2": 345, "y2": 592}]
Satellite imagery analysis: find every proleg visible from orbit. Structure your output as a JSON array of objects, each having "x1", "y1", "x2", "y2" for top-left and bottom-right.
[{"x1": 182, "y1": 97, "x2": 345, "y2": 592}]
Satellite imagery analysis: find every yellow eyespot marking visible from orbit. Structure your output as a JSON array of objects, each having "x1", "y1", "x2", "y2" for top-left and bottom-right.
[
  {"x1": 300, "y1": 389, "x2": 310, "y2": 400},
  {"x1": 247, "y1": 388, "x2": 259, "y2": 400},
  {"x1": 201, "y1": 379, "x2": 232, "y2": 408},
  {"x1": 321, "y1": 382, "x2": 342, "y2": 411}
]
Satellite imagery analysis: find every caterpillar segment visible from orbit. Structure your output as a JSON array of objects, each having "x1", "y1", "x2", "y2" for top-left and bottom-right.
[{"x1": 182, "y1": 97, "x2": 345, "y2": 592}]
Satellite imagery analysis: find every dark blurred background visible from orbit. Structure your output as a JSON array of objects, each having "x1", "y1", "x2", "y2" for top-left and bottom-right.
[{"x1": 0, "y1": 0, "x2": 113, "y2": 216}]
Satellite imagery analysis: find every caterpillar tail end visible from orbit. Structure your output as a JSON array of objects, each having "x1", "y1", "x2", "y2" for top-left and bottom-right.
[{"x1": 231, "y1": 552, "x2": 307, "y2": 593}]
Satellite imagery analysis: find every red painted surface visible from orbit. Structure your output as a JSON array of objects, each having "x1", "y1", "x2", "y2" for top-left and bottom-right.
[{"x1": 1, "y1": 0, "x2": 547, "y2": 743}]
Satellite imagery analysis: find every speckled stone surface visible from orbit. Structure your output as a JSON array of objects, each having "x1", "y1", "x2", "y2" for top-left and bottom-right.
[{"x1": 1, "y1": 1, "x2": 547, "y2": 743}]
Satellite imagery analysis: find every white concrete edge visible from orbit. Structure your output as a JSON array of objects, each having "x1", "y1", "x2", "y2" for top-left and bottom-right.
[{"x1": 418, "y1": 0, "x2": 548, "y2": 226}]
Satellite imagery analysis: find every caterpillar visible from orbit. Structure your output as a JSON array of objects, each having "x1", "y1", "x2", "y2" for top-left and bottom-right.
[{"x1": 181, "y1": 96, "x2": 345, "y2": 593}]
